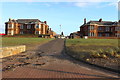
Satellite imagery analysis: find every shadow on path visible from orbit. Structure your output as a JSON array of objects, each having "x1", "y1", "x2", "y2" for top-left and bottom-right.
[{"x1": 27, "y1": 67, "x2": 113, "y2": 78}]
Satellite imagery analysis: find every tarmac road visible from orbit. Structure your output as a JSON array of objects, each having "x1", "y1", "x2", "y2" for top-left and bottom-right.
[{"x1": 2, "y1": 39, "x2": 119, "y2": 79}]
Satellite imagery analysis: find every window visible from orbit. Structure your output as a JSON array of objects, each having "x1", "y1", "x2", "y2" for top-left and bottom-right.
[
  {"x1": 88, "y1": 26, "x2": 90, "y2": 30},
  {"x1": 20, "y1": 31, "x2": 23, "y2": 34},
  {"x1": 105, "y1": 27, "x2": 110, "y2": 31},
  {"x1": 90, "y1": 32, "x2": 95, "y2": 36},
  {"x1": 111, "y1": 28, "x2": 113, "y2": 31},
  {"x1": 20, "y1": 24, "x2": 23, "y2": 29},
  {"x1": 36, "y1": 24, "x2": 39, "y2": 28},
  {"x1": 105, "y1": 33, "x2": 109, "y2": 37},
  {"x1": 8, "y1": 24, "x2": 12, "y2": 28},
  {"x1": 98, "y1": 27, "x2": 102, "y2": 31},
  {"x1": 90, "y1": 25, "x2": 94, "y2": 30},
  {"x1": 88, "y1": 33, "x2": 90, "y2": 36},
  {"x1": 35, "y1": 31, "x2": 39, "y2": 34},
  {"x1": 8, "y1": 30, "x2": 14, "y2": 35},
  {"x1": 27, "y1": 25, "x2": 31, "y2": 29},
  {"x1": 115, "y1": 33, "x2": 120, "y2": 37},
  {"x1": 91, "y1": 26, "x2": 94, "y2": 30},
  {"x1": 115, "y1": 27, "x2": 120, "y2": 31},
  {"x1": 8, "y1": 31, "x2": 11, "y2": 35},
  {"x1": 92, "y1": 32, "x2": 94, "y2": 36},
  {"x1": 98, "y1": 33, "x2": 102, "y2": 37}
]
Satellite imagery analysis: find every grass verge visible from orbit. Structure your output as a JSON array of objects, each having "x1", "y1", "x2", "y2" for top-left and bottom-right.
[
  {"x1": 1, "y1": 37, "x2": 53, "y2": 50},
  {"x1": 66, "y1": 39, "x2": 120, "y2": 71}
]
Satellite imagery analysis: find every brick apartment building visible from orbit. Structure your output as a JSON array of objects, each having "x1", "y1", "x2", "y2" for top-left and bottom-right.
[
  {"x1": 80, "y1": 18, "x2": 120, "y2": 38},
  {"x1": 5, "y1": 18, "x2": 56, "y2": 38}
]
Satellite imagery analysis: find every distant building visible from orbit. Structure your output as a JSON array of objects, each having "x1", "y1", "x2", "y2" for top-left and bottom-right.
[
  {"x1": 5, "y1": 18, "x2": 55, "y2": 38},
  {"x1": 80, "y1": 18, "x2": 120, "y2": 38},
  {"x1": 69, "y1": 31, "x2": 80, "y2": 39}
]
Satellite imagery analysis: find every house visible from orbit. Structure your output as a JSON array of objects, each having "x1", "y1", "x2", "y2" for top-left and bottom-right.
[
  {"x1": 80, "y1": 18, "x2": 120, "y2": 38},
  {"x1": 5, "y1": 18, "x2": 55, "y2": 38},
  {"x1": 69, "y1": 31, "x2": 80, "y2": 39}
]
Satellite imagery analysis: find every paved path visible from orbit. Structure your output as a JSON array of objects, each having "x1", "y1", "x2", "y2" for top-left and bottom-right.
[{"x1": 2, "y1": 39, "x2": 119, "y2": 79}]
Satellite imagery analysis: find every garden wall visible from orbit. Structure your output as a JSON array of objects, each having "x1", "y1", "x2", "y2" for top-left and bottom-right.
[{"x1": 0, "y1": 45, "x2": 26, "y2": 58}]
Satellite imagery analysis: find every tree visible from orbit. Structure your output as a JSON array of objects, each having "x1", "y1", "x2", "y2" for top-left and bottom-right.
[{"x1": 61, "y1": 32, "x2": 64, "y2": 36}]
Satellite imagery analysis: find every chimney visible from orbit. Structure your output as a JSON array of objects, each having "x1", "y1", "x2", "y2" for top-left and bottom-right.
[
  {"x1": 119, "y1": 20, "x2": 120, "y2": 23},
  {"x1": 84, "y1": 18, "x2": 86, "y2": 24},
  {"x1": 99, "y1": 18, "x2": 102, "y2": 22},
  {"x1": 44, "y1": 21, "x2": 47, "y2": 24},
  {"x1": 50, "y1": 28, "x2": 51, "y2": 31},
  {"x1": 9, "y1": 18, "x2": 12, "y2": 21}
]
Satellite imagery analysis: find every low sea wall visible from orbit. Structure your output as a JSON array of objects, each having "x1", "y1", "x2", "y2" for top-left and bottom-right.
[{"x1": 0, "y1": 45, "x2": 26, "y2": 58}]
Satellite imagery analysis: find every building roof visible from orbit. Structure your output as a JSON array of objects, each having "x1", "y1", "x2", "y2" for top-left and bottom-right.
[
  {"x1": 6, "y1": 19, "x2": 43, "y2": 24},
  {"x1": 81, "y1": 19, "x2": 120, "y2": 27},
  {"x1": 16, "y1": 19, "x2": 41, "y2": 24},
  {"x1": 86, "y1": 21, "x2": 115, "y2": 25}
]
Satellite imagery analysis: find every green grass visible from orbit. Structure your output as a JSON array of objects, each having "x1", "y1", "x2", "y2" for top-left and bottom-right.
[
  {"x1": 66, "y1": 39, "x2": 118, "y2": 46},
  {"x1": 66, "y1": 39, "x2": 119, "y2": 59},
  {"x1": 1, "y1": 37, "x2": 53, "y2": 50}
]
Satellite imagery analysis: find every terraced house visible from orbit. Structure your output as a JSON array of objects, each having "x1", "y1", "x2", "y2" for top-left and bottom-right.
[
  {"x1": 5, "y1": 18, "x2": 55, "y2": 38},
  {"x1": 80, "y1": 18, "x2": 120, "y2": 38}
]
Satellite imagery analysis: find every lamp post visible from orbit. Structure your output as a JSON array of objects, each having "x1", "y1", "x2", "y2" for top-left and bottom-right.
[{"x1": 60, "y1": 24, "x2": 61, "y2": 38}]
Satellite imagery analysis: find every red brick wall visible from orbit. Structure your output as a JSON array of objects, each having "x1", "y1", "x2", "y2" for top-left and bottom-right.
[{"x1": 88, "y1": 37, "x2": 119, "y2": 39}]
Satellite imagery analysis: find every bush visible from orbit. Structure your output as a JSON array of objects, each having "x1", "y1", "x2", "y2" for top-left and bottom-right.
[{"x1": 90, "y1": 47, "x2": 120, "y2": 58}]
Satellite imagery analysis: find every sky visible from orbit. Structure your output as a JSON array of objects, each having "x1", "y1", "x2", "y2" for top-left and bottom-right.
[{"x1": 0, "y1": 0, "x2": 119, "y2": 36}]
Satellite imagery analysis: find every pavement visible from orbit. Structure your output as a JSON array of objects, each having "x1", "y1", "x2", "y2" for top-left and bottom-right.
[{"x1": 1, "y1": 39, "x2": 120, "y2": 79}]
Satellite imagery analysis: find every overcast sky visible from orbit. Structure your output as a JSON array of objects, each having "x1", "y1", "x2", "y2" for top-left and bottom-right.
[{"x1": 0, "y1": 0, "x2": 119, "y2": 35}]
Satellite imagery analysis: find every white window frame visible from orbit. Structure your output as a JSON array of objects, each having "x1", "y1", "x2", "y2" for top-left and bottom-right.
[
  {"x1": 20, "y1": 24, "x2": 23, "y2": 29},
  {"x1": 115, "y1": 27, "x2": 118, "y2": 31},
  {"x1": 8, "y1": 24, "x2": 13, "y2": 28},
  {"x1": 36, "y1": 24, "x2": 39, "y2": 28},
  {"x1": 20, "y1": 31, "x2": 24, "y2": 34},
  {"x1": 115, "y1": 27, "x2": 120, "y2": 31},
  {"x1": 8, "y1": 31, "x2": 11, "y2": 35},
  {"x1": 115, "y1": 33, "x2": 120, "y2": 37},
  {"x1": 8, "y1": 30, "x2": 14, "y2": 35},
  {"x1": 35, "y1": 31, "x2": 39, "y2": 34},
  {"x1": 88, "y1": 33, "x2": 90, "y2": 36},
  {"x1": 39, "y1": 31, "x2": 41, "y2": 34},
  {"x1": 90, "y1": 32, "x2": 94, "y2": 36},
  {"x1": 27, "y1": 25, "x2": 31, "y2": 29},
  {"x1": 88, "y1": 26, "x2": 90, "y2": 30},
  {"x1": 98, "y1": 33, "x2": 102, "y2": 37},
  {"x1": 98, "y1": 27, "x2": 102, "y2": 31},
  {"x1": 90, "y1": 25, "x2": 94, "y2": 30},
  {"x1": 105, "y1": 27, "x2": 110, "y2": 31},
  {"x1": 105, "y1": 33, "x2": 109, "y2": 37}
]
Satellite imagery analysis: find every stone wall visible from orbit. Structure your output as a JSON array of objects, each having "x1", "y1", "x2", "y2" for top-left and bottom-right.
[{"x1": 0, "y1": 45, "x2": 26, "y2": 58}]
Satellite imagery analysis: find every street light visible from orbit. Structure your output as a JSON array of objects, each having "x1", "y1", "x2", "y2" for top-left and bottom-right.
[{"x1": 60, "y1": 24, "x2": 61, "y2": 38}]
